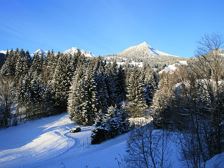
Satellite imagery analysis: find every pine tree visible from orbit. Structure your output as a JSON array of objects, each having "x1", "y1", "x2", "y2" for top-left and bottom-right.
[
  {"x1": 68, "y1": 64, "x2": 87, "y2": 124},
  {"x1": 17, "y1": 53, "x2": 44, "y2": 118},
  {"x1": 51, "y1": 53, "x2": 78, "y2": 112},
  {"x1": 105, "y1": 61, "x2": 126, "y2": 106},
  {"x1": 126, "y1": 67, "x2": 147, "y2": 117},
  {"x1": 93, "y1": 58, "x2": 109, "y2": 123},
  {"x1": 15, "y1": 50, "x2": 31, "y2": 83},
  {"x1": 42, "y1": 50, "x2": 57, "y2": 83},
  {"x1": 143, "y1": 65, "x2": 158, "y2": 106},
  {"x1": 1, "y1": 49, "x2": 18, "y2": 77}
]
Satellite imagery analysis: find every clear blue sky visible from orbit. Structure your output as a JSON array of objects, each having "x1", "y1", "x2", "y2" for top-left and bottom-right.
[{"x1": 0, "y1": 0, "x2": 224, "y2": 57}]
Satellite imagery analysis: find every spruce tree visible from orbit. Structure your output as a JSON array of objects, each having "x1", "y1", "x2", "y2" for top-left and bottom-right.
[
  {"x1": 51, "y1": 53, "x2": 78, "y2": 112},
  {"x1": 1, "y1": 49, "x2": 17, "y2": 77},
  {"x1": 126, "y1": 67, "x2": 147, "y2": 117},
  {"x1": 15, "y1": 50, "x2": 31, "y2": 83}
]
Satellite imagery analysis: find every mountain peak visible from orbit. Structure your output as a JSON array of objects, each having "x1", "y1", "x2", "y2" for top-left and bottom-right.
[
  {"x1": 0, "y1": 50, "x2": 7, "y2": 54},
  {"x1": 31, "y1": 49, "x2": 47, "y2": 58},
  {"x1": 63, "y1": 47, "x2": 93, "y2": 57},
  {"x1": 118, "y1": 41, "x2": 177, "y2": 59},
  {"x1": 34, "y1": 49, "x2": 46, "y2": 55},
  {"x1": 118, "y1": 41, "x2": 159, "y2": 58},
  {"x1": 64, "y1": 47, "x2": 79, "y2": 55},
  {"x1": 138, "y1": 41, "x2": 151, "y2": 48}
]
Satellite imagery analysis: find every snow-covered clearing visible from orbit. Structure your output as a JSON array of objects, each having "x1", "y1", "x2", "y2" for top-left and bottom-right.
[
  {"x1": 0, "y1": 113, "x2": 223, "y2": 168},
  {"x1": 0, "y1": 113, "x2": 127, "y2": 168}
]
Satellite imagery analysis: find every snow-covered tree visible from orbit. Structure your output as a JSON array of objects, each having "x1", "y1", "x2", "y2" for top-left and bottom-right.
[
  {"x1": 1, "y1": 49, "x2": 18, "y2": 77},
  {"x1": 51, "y1": 53, "x2": 78, "y2": 112},
  {"x1": 15, "y1": 50, "x2": 31, "y2": 82},
  {"x1": 126, "y1": 67, "x2": 147, "y2": 117},
  {"x1": 91, "y1": 106, "x2": 129, "y2": 144}
]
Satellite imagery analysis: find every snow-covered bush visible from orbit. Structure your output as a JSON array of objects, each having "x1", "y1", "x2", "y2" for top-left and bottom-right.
[{"x1": 91, "y1": 106, "x2": 129, "y2": 144}]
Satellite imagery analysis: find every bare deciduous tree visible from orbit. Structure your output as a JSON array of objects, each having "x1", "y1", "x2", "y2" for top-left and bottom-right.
[
  {"x1": 124, "y1": 125, "x2": 170, "y2": 168},
  {"x1": 177, "y1": 34, "x2": 224, "y2": 168}
]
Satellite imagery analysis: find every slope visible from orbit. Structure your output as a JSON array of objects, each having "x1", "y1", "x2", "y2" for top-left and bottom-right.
[{"x1": 0, "y1": 113, "x2": 127, "y2": 168}]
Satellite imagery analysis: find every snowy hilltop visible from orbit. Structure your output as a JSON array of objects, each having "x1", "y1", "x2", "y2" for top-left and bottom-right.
[
  {"x1": 63, "y1": 47, "x2": 93, "y2": 57},
  {"x1": 118, "y1": 41, "x2": 178, "y2": 58},
  {"x1": 105, "y1": 41, "x2": 186, "y2": 67}
]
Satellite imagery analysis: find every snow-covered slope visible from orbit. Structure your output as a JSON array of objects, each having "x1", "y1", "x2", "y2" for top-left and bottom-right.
[
  {"x1": 159, "y1": 60, "x2": 188, "y2": 74},
  {"x1": 1, "y1": 112, "x2": 216, "y2": 168},
  {"x1": 32, "y1": 49, "x2": 47, "y2": 57},
  {"x1": 0, "y1": 113, "x2": 127, "y2": 168},
  {"x1": 0, "y1": 50, "x2": 7, "y2": 54},
  {"x1": 64, "y1": 47, "x2": 93, "y2": 57},
  {"x1": 205, "y1": 152, "x2": 224, "y2": 168}
]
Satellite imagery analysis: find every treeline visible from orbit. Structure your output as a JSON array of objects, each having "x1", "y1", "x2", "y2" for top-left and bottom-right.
[{"x1": 0, "y1": 49, "x2": 158, "y2": 131}]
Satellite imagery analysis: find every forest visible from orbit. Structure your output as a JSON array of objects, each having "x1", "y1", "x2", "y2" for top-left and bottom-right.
[{"x1": 0, "y1": 34, "x2": 223, "y2": 167}]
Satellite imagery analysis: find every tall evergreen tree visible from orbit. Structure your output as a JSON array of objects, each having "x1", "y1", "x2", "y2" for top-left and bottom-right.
[
  {"x1": 51, "y1": 54, "x2": 73, "y2": 111},
  {"x1": 126, "y1": 67, "x2": 147, "y2": 117},
  {"x1": 1, "y1": 49, "x2": 18, "y2": 77},
  {"x1": 15, "y1": 50, "x2": 31, "y2": 83}
]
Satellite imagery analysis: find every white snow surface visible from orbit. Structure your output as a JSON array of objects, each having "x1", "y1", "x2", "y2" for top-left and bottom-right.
[
  {"x1": 159, "y1": 60, "x2": 188, "y2": 74},
  {"x1": 0, "y1": 50, "x2": 7, "y2": 54},
  {"x1": 1, "y1": 112, "x2": 216, "y2": 168},
  {"x1": 0, "y1": 113, "x2": 127, "y2": 168},
  {"x1": 64, "y1": 47, "x2": 93, "y2": 57},
  {"x1": 205, "y1": 152, "x2": 224, "y2": 168},
  {"x1": 129, "y1": 117, "x2": 153, "y2": 126},
  {"x1": 33, "y1": 49, "x2": 47, "y2": 56},
  {"x1": 118, "y1": 41, "x2": 178, "y2": 58},
  {"x1": 115, "y1": 61, "x2": 143, "y2": 67}
]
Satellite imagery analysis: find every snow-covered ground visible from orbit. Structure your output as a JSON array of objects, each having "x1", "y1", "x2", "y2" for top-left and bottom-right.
[
  {"x1": 0, "y1": 113, "x2": 223, "y2": 168},
  {"x1": 0, "y1": 113, "x2": 127, "y2": 168}
]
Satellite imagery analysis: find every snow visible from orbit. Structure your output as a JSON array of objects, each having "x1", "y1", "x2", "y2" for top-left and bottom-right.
[
  {"x1": 205, "y1": 152, "x2": 224, "y2": 168},
  {"x1": 0, "y1": 112, "x2": 213, "y2": 168},
  {"x1": 129, "y1": 117, "x2": 153, "y2": 126},
  {"x1": 0, "y1": 50, "x2": 7, "y2": 54},
  {"x1": 64, "y1": 47, "x2": 93, "y2": 57},
  {"x1": 159, "y1": 64, "x2": 178, "y2": 74},
  {"x1": 118, "y1": 41, "x2": 179, "y2": 58},
  {"x1": 179, "y1": 60, "x2": 188, "y2": 65},
  {"x1": 0, "y1": 113, "x2": 127, "y2": 168},
  {"x1": 159, "y1": 60, "x2": 188, "y2": 74},
  {"x1": 31, "y1": 49, "x2": 47, "y2": 57},
  {"x1": 33, "y1": 49, "x2": 47, "y2": 55},
  {"x1": 113, "y1": 61, "x2": 143, "y2": 67},
  {"x1": 155, "y1": 49, "x2": 178, "y2": 57}
]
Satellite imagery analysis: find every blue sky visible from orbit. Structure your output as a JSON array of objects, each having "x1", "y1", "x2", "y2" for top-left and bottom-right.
[{"x1": 0, "y1": 0, "x2": 224, "y2": 57}]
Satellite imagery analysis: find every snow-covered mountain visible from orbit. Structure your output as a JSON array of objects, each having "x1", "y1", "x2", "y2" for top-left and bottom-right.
[
  {"x1": 63, "y1": 47, "x2": 93, "y2": 57},
  {"x1": 32, "y1": 49, "x2": 47, "y2": 57},
  {"x1": 118, "y1": 41, "x2": 178, "y2": 58},
  {"x1": 0, "y1": 50, "x2": 7, "y2": 55},
  {"x1": 105, "y1": 41, "x2": 186, "y2": 67}
]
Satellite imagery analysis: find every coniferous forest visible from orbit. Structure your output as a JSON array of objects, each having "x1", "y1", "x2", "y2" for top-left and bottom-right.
[
  {"x1": 0, "y1": 34, "x2": 224, "y2": 167},
  {"x1": 0, "y1": 48, "x2": 158, "y2": 142},
  {"x1": 1, "y1": 0, "x2": 224, "y2": 167}
]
